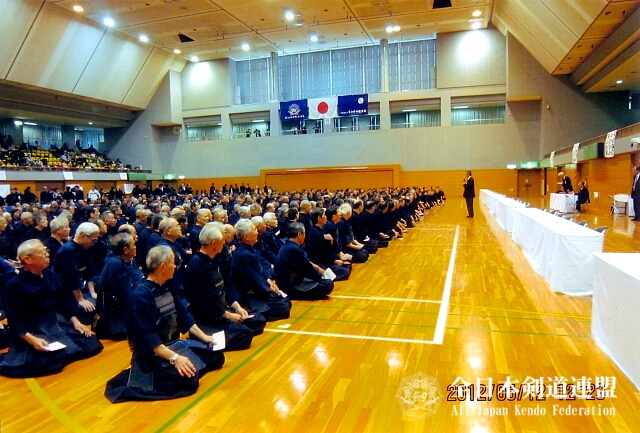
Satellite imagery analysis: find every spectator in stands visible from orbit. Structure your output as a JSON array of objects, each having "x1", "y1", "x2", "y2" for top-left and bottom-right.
[
  {"x1": 0, "y1": 239, "x2": 102, "y2": 378},
  {"x1": 105, "y1": 245, "x2": 225, "y2": 403},
  {"x1": 74, "y1": 186, "x2": 84, "y2": 201},
  {"x1": 6, "y1": 188, "x2": 21, "y2": 206},
  {"x1": 274, "y1": 222, "x2": 334, "y2": 300},
  {"x1": 230, "y1": 219, "x2": 291, "y2": 322}
]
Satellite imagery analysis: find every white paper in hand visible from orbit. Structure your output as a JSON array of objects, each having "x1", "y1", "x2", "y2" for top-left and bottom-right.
[
  {"x1": 44, "y1": 341, "x2": 67, "y2": 352},
  {"x1": 323, "y1": 268, "x2": 337, "y2": 281},
  {"x1": 210, "y1": 330, "x2": 226, "y2": 351}
]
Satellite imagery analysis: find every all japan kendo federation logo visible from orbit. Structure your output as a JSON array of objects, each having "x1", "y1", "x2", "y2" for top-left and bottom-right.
[
  {"x1": 357, "y1": 97, "x2": 364, "y2": 104},
  {"x1": 396, "y1": 372, "x2": 443, "y2": 419},
  {"x1": 288, "y1": 103, "x2": 301, "y2": 117}
]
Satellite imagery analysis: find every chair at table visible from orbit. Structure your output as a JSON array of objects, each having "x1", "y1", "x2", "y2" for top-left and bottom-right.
[
  {"x1": 576, "y1": 221, "x2": 588, "y2": 227},
  {"x1": 593, "y1": 226, "x2": 608, "y2": 234}
]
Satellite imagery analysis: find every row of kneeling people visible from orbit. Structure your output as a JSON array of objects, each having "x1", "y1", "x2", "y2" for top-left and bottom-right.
[{"x1": 0, "y1": 199, "x2": 431, "y2": 402}]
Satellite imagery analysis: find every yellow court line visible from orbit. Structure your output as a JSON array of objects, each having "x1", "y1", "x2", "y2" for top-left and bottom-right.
[
  {"x1": 331, "y1": 295, "x2": 441, "y2": 304},
  {"x1": 25, "y1": 378, "x2": 89, "y2": 433},
  {"x1": 450, "y1": 303, "x2": 590, "y2": 320}
]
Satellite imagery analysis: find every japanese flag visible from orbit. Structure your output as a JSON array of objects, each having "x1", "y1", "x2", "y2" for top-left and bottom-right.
[{"x1": 309, "y1": 97, "x2": 338, "y2": 119}]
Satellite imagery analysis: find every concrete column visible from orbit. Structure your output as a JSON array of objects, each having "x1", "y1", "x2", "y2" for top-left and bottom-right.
[
  {"x1": 61, "y1": 125, "x2": 76, "y2": 148},
  {"x1": 380, "y1": 39, "x2": 390, "y2": 93},
  {"x1": 270, "y1": 52, "x2": 280, "y2": 101}
]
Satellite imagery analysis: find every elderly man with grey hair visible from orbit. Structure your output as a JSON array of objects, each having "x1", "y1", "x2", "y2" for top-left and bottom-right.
[
  {"x1": 184, "y1": 223, "x2": 266, "y2": 351},
  {"x1": 43, "y1": 216, "x2": 71, "y2": 265},
  {"x1": 230, "y1": 219, "x2": 290, "y2": 322},
  {"x1": 0, "y1": 239, "x2": 102, "y2": 378},
  {"x1": 105, "y1": 245, "x2": 225, "y2": 403},
  {"x1": 54, "y1": 222, "x2": 101, "y2": 324},
  {"x1": 274, "y1": 222, "x2": 334, "y2": 300},
  {"x1": 189, "y1": 208, "x2": 212, "y2": 253}
]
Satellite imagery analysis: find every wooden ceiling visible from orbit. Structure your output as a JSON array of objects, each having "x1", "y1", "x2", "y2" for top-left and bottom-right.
[{"x1": 45, "y1": 0, "x2": 639, "y2": 94}]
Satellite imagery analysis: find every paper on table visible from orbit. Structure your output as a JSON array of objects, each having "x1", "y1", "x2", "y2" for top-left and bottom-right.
[
  {"x1": 45, "y1": 341, "x2": 67, "y2": 352},
  {"x1": 323, "y1": 268, "x2": 336, "y2": 281},
  {"x1": 210, "y1": 330, "x2": 226, "y2": 351}
]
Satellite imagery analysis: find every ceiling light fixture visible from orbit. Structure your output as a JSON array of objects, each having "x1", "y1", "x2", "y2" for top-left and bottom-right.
[
  {"x1": 88, "y1": 122, "x2": 93, "y2": 125},
  {"x1": 14, "y1": 120, "x2": 23, "y2": 126},
  {"x1": 24, "y1": 122, "x2": 37, "y2": 126},
  {"x1": 393, "y1": 25, "x2": 401, "y2": 32},
  {"x1": 190, "y1": 55, "x2": 199, "y2": 62},
  {"x1": 73, "y1": 5, "x2": 84, "y2": 12},
  {"x1": 242, "y1": 43, "x2": 250, "y2": 51},
  {"x1": 139, "y1": 35, "x2": 149, "y2": 43},
  {"x1": 103, "y1": 17, "x2": 115, "y2": 27},
  {"x1": 616, "y1": 79, "x2": 623, "y2": 84},
  {"x1": 252, "y1": 119, "x2": 265, "y2": 123},
  {"x1": 402, "y1": 108, "x2": 417, "y2": 112},
  {"x1": 310, "y1": 33, "x2": 318, "y2": 42},
  {"x1": 284, "y1": 10, "x2": 295, "y2": 21},
  {"x1": 173, "y1": 49, "x2": 181, "y2": 54},
  {"x1": 386, "y1": 25, "x2": 400, "y2": 33},
  {"x1": 472, "y1": 10, "x2": 482, "y2": 17},
  {"x1": 453, "y1": 105, "x2": 469, "y2": 109}
]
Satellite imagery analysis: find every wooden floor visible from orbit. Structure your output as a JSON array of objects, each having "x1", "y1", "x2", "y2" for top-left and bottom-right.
[{"x1": 2, "y1": 198, "x2": 640, "y2": 433}]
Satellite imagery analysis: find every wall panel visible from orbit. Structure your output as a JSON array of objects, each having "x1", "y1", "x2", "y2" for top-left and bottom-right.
[
  {"x1": 0, "y1": 0, "x2": 42, "y2": 79},
  {"x1": 74, "y1": 31, "x2": 152, "y2": 104},
  {"x1": 7, "y1": 1, "x2": 104, "y2": 92},
  {"x1": 124, "y1": 48, "x2": 186, "y2": 109}
]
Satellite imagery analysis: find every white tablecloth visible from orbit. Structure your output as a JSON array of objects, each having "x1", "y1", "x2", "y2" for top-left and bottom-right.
[
  {"x1": 550, "y1": 193, "x2": 577, "y2": 213},
  {"x1": 479, "y1": 189, "x2": 525, "y2": 232},
  {"x1": 592, "y1": 253, "x2": 640, "y2": 390},
  {"x1": 512, "y1": 208, "x2": 604, "y2": 295}
]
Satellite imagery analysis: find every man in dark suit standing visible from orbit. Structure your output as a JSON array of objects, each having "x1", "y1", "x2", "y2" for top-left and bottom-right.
[
  {"x1": 631, "y1": 165, "x2": 640, "y2": 222},
  {"x1": 463, "y1": 171, "x2": 475, "y2": 218}
]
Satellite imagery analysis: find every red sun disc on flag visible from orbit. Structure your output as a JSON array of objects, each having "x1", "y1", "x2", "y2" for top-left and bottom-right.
[{"x1": 317, "y1": 101, "x2": 329, "y2": 114}]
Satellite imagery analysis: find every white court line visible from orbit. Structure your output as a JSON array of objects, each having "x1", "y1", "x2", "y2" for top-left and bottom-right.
[
  {"x1": 264, "y1": 328, "x2": 436, "y2": 344},
  {"x1": 331, "y1": 295, "x2": 441, "y2": 304},
  {"x1": 432, "y1": 224, "x2": 460, "y2": 344}
]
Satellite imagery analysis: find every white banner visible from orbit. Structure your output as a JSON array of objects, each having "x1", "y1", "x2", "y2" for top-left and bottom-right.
[
  {"x1": 550, "y1": 151, "x2": 555, "y2": 167},
  {"x1": 308, "y1": 97, "x2": 337, "y2": 119},
  {"x1": 572, "y1": 143, "x2": 580, "y2": 163},
  {"x1": 604, "y1": 130, "x2": 617, "y2": 158}
]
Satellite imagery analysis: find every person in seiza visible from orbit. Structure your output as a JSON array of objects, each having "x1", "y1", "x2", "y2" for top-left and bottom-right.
[
  {"x1": 0, "y1": 240, "x2": 102, "y2": 378},
  {"x1": 183, "y1": 222, "x2": 266, "y2": 351},
  {"x1": 463, "y1": 170, "x2": 475, "y2": 218},
  {"x1": 274, "y1": 222, "x2": 334, "y2": 300},
  {"x1": 631, "y1": 165, "x2": 640, "y2": 222},
  {"x1": 230, "y1": 219, "x2": 291, "y2": 322},
  {"x1": 575, "y1": 181, "x2": 590, "y2": 212},
  {"x1": 93, "y1": 233, "x2": 143, "y2": 340},
  {"x1": 105, "y1": 245, "x2": 225, "y2": 403}
]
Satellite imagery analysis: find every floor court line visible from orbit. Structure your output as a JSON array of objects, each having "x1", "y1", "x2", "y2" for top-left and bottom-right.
[
  {"x1": 264, "y1": 329, "x2": 436, "y2": 344},
  {"x1": 330, "y1": 295, "x2": 441, "y2": 304},
  {"x1": 432, "y1": 224, "x2": 460, "y2": 344}
]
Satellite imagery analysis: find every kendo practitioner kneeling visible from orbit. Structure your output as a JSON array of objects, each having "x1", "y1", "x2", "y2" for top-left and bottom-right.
[
  {"x1": 0, "y1": 240, "x2": 103, "y2": 378},
  {"x1": 274, "y1": 222, "x2": 334, "y2": 300},
  {"x1": 105, "y1": 245, "x2": 225, "y2": 403},
  {"x1": 184, "y1": 223, "x2": 265, "y2": 351}
]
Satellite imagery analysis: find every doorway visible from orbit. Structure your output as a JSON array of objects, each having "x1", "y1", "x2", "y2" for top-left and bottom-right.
[{"x1": 517, "y1": 169, "x2": 543, "y2": 199}]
